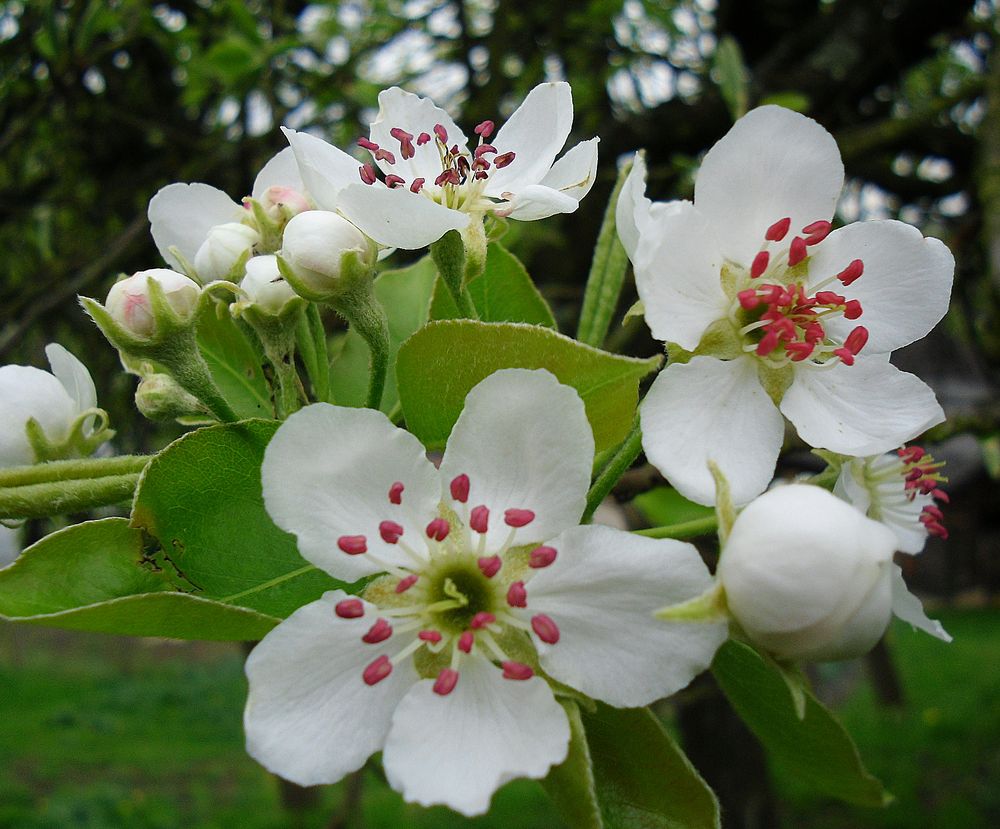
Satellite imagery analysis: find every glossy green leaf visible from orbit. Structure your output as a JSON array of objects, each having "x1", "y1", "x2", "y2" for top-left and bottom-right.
[
  {"x1": 712, "y1": 640, "x2": 890, "y2": 807},
  {"x1": 430, "y1": 242, "x2": 557, "y2": 327},
  {"x1": 633, "y1": 487, "x2": 716, "y2": 526},
  {"x1": 713, "y1": 36, "x2": 749, "y2": 121},
  {"x1": 0, "y1": 518, "x2": 277, "y2": 640},
  {"x1": 396, "y1": 321, "x2": 661, "y2": 451},
  {"x1": 131, "y1": 420, "x2": 345, "y2": 619},
  {"x1": 542, "y1": 700, "x2": 603, "y2": 829},
  {"x1": 197, "y1": 302, "x2": 273, "y2": 419},
  {"x1": 328, "y1": 256, "x2": 438, "y2": 411}
]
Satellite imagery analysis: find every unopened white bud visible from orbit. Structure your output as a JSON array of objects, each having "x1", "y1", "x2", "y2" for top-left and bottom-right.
[
  {"x1": 135, "y1": 373, "x2": 204, "y2": 421},
  {"x1": 240, "y1": 255, "x2": 298, "y2": 315},
  {"x1": 279, "y1": 210, "x2": 368, "y2": 297},
  {"x1": 717, "y1": 484, "x2": 897, "y2": 663},
  {"x1": 105, "y1": 269, "x2": 200, "y2": 339},
  {"x1": 260, "y1": 185, "x2": 310, "y2": 222},
  {"x1": 194, "y1": 222, "x2": 259, "y2": 282}
]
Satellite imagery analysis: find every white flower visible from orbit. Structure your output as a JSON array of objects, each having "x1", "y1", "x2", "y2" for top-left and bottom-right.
[
  {"x1": 239, "y1": 255, "x2": 298, "y2": 315},
  {"x1": 248, "y1": 369, "x2": 726, "y2": 815},
  {"x1": 618, "y1": 106, "x2": 953, "y2": 506},
  {"x1": 281, "y1": 82, "x2": 599, "y2": 250},
  {"x1": 0, "y1": 344, "x2": 100, "y2": 467},
  {"x1": 717, "y1": 484, "x2": 950, "y2": 662},
  {"x1": 193, "y1": 222, "x2": 260, "y2": 282},
  {"x1": 835, "y1": 445, "x2": 948, "y2": 554},
  {"x1": 278, "y1": 210, "x2": 370, "y2": 297},
  {"x1": 105, "y1": 268, "x2": 201, "y2": 339}
]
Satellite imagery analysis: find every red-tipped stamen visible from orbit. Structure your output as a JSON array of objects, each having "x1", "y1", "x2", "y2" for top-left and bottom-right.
[
  {"x1": 450, "y1": 473, "x2": 470, "y2": 503},
  {"x1": 477, "y1": 555, "x2": 502, "y2": 578},
  {"x1": 802, "y1": 220, "x2": 832, "y2": 245},
  {"x1": 359, "y1": 163, "x2": 377, "y2": 185},
  {"x1": 765, "y1": 217, "x2": 791, "y2": 242},
  {"x1": 788, "y1": 236, "x2": 808, "y2": 267},
  {"x1": 433, "y1": 668, "x2": 460, "y2": 695},
  {"x1": 384, "y1": 174, "x2": 405, "y2": 189},
  {"x1": 379, "y1": 520, "x2": 404, "y2": 544},
  {"x1": 433, "y1": 123, "x2": 448, "y2": 143},
  {"x1": 338, "y1": 535, "x2": 367, "y2": 555},
  {"x1": 426, "y1": 518, "x2": 450, "y2": 541},
  {"x1": 750, "y1": 250, "x2": 770, "y2": 279},
  {"x1": 474, "y1": 120, "x2": 495, "y2": 139},
  {"x1": 335, "y1": 599, "x2": 364, "y2": 619},
  {"x1": 738, "y1": 288, "x2": 761, "y2": 310},
  {"x1": 504, "y1": 508, "x2": 535, "y2": 528},
  {"x1": 529, "y1": 545, "x2": 557, "y2": 568},
  {"x1": 837, "y1": 259, "x2": 864, "y2": 286},
  {"x1": 395, "y1": 574, "x2": 419, "y2": 594},
  {"x1": 362, "y1": 618, "x2": 393, "y2": 644},
  {"x1": 471, "y1": 612, "x2": 496, "y2": 629},
  {"x1": 494, "y1": 151, "x2": 516, "y2": 168},
  {"x1": 409, "y1": 177, "x2": 425, "y2": 193},
  {"x1": 388, "y1": 481, "x2": 404, "y2": 504},
  {"x1": 416, "y1": 132, "x2": 431, "y2": 146},
  {"x1": 457, "y1": 631, "x2": 474, "y2": 653},
  {"x1": 507, "y1": 581, "x2": 527, "y2": 608},
  {"x1": 418, "y1": 629, "x2": 442, "y2": 643},
  {"x1": 502, "y1": 661, "x2": 534, "y2": 680},
  {"x1": 374, "y1": 148, "x2": 396, "y2": 165},
  {"x1": 357, "y1": 137, "x2": 379, "y2": 152},
  {"x1": 470, "y1": 505, "x2": 489, "y2": 534},
  {"x1": 531, "y1": 614, "x2": 560, "y2": 644},
  {"x1": 363, "y1": 655, "x2": 392, "y2": 685}
]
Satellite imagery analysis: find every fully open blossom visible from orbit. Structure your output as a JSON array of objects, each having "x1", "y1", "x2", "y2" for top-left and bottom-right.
[
  {"x1": 248, "y1": 369, "x2": 725, "y2": 815},
  {"x1": 0, "y1": 344, "x2": 100, "y2": 467},
  {"x1": 281, "y1": 82, "x2": 599, "y2": 250},
  {"x1": 835, "y1": 445, "x2": 949, "y2": 554},
  {"x1": 618, "y1": 106, "x2": 953, "y2": 506}
]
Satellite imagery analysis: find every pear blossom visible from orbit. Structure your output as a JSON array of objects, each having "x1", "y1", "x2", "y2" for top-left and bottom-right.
[
  {"x1": 0, "y1": 344, "x2": 101, "y2": 467},
  {"x1": 105, "y1": 268, "x2": 201, "y2": 340},
  {"x1": 277, "y1": 210, "x2": 370, "y2": 297},
  {"x1": 715, "y1": 484, "x2": 950, "y2": 663},
  {"x1": 248, "y1": 369, "x2": 726, "y2": 815},
  {"x1": 281, "y1": 82, "x2": 599, "y2": 250},
  {"x1": 238, "y1": 255, "x2": 299, "y2": 316},
  {"x1": 618, "y1": 106, "x2": 953, "y2": 506},
  {"x1": 835, "y1": 445, "x2": 949, "y2": 554}
]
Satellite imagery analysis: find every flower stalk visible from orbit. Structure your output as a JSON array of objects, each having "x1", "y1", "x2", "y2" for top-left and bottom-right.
[
  {"x1": 431, "y1": 230, "x2": 480, "y2": 319},
  {"x1": 0, "y1": 473, "x2": 142, "y2": 520}
]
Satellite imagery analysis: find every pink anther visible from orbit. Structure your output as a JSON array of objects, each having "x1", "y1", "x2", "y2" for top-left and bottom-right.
[
  {"x1": 433, "y1": 123, "x2": 448, "y2": 143},
  {"x1": 504, "y1": 508, "x2": 535, "y2": 528},
  {"x1": 765, "y1": 217, "x2": 791, "y2": 242},
  {"x1": 426, "y1": 517, "x2": 450, "y2": 541},
  {"x1": 395, "y1": 574, "x2": 419, "y2": 593},
  {"x1": 750, "y1": 250, "x2": 770, "y2": 279},
  {"x1": 493, "y1": 151, "x2": 516, "y2": 168},
  {"x1": 802, "y1": 220, "x2": 832, "y2": 245},
  {"x1": 416, "y1": 132, "x2": 431, "y2": 145},
  {"x1": 363, "y1": 655, "x2": 392, "y2": 685},
  {"x1": 433, "y1": 668, "x2": 460, "y2": 695},
  {"x1": 531, "y1": 614, "x2": 560, "y2": 644},
  {"x1": 450, "y1": 473, "x2": 470, "y2": 503},
  {"x1": 836, "y1": 259, "x2": 864, "y2": 286},
  {"x1": 374, "y1": 148, "x2": 396, "y2": 165},
  {"x1": 384, "y1": 174, "x2": 405, "y2": 189},
  {"x1": 338, "y1": 535, "x2": 367, "y2": 555},
  {"x1": 335, "y1": 599, "x2": 364, "y2": 618},
  {"x1": 362, "y1": 618, "x2": 393, "y2": 644},
  {"x1": 357, "y1": 137, "x2": 379, "y2": 152},
  {"x1": 359, "y1": 163, "x2": 377, "y2": 185},
  {"x1": 471, "y1": 612, "x2": 496, "y2": 629},
  {"x1": 738, "y1": 289, "x2": 761, "y2": 310},
  {"x1": 843, "y1": 299, "x2": 863, "y2": 320},
  {"x1": 502, "y1": 661, "x2": 534, "y2": 680},
  {"x1": 529, "y1": 546, "x2": 557, "y2": 568},
  {"x1": 379, "y1": 520, "x2": 404, "y2": 544},
  {"x1": 477, "y1": 555, "x2": 502, "y2": 578},
  {"x1": 388, "y1": 481, "x2": 404, "y2": 504},
  {"x1": 506, "y1": 581, "x2": 527, "y2": 608},
  {"x1": 418, "y1": 629, "x2": 442, "y2": 643},
  {"x1": 470, "y1": 505, "x2": 489, "y2": 533},
  {"x1": 474, "y1": 144, "x2": 497, "y2": 158},
  {"x1": 458, "y1": 631, "x2": 474, "y2": 653},
  {"x1": 788, "y1": 236, "x2": 808, "y2": 267},
  {"x1": 410, "y1": 177, "x2": 425, "y2": 193},
  {"x1": 474, "y1": 120, "x2": 495, "y2": 138}
]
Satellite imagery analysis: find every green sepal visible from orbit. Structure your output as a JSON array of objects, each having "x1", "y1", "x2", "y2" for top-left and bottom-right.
[{"x1": 656, "y1": 582, "x2": 728, "y2": 623}]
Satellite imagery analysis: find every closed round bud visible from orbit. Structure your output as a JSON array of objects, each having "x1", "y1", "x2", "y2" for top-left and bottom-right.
[
  {"x1": 194, "y1": 222, "x2": 260, "y2": 282},
  {"x1": 260, "y1": 185, "x2": 310, "y2": 222},
  {"x1": 135, "y1": 373, "x2": 204, "y2": 421},
  {"x1": 240, "y1": 255, "x2": 298, "y2": 315},
  {"x1": 279, "y1": 210, "x2": 368, "y2": 296},
  {"x1": 105, "y1": 269, "x2": 200, "y2": 339},
  {"x1": 717, "y1": 484, "x2": 897, "y2": 663}
]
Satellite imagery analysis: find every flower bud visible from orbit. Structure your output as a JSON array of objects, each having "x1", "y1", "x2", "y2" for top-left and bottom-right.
[
  {"x1": 105, "y1": 269, "x2": 200, "y2": 339},
  {"x1": 259, "y1": 185, "x2": 310, "y2": 223},
  {"x1": 279, "y1": 210, "x2": 369, "y2": 298},
  {"x1": 134, "y1": 373, "x2": 205, "y2": 421},
  {"x1": 240, "y1": 255, "x2": 298, "y2": 315},
  {"x1": 717, "y1": 484, "x2": 897, "y2": 663},
  {"x1": 193, "y1": 222, "x2": 260, "y2": 282}
]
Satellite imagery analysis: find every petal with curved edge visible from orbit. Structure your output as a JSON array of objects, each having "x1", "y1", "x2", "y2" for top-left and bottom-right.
[
  {"x1": 781, "y1": 358, "x2": 945, "y2": 456},
  {"x1": 695, "y1": 105, "x2": 844, "y2": 267},
  {"x1": 368, "y1": 87, "x2": 467, "y2": 182},
  {"x1": 616, "y1": 151, "x2": 651, "y2": 263},
  {"x1": 526, "y1": 525, "x2": 727, "y2": 707},
  {"x1": 890, "y1": 563, "x2": 951, "y2": 642},
  {"x1": 382, "y1": 656, "x2": 569, "y2": 817},
  {"x1": 261, "y1": 403, "x2": 442, "y2": 582},
  {"x1": 641, "y1": 356, "x2": 784, "y2": 506},
  {"x1": 244, "y1": 591, "x2": 417, "y2": 787},
  {"x1": 337, "y1": 183, "x2": 468, "y2": 249},
  {"x1": 0, "y1": 365, "x2": 76, "y2": 467},
  {"x1": 45, "y1": 344, "x2": 97, "y2": 415},
  {"x1": 807, "y1": 220, "x2": 954, "y2": 354},
  {"x1": 251, "y1": 147, "x2": 305, "y2": 199},
  {"x1": 147, "y1": 183, "x2": 242, "y2": 271},
  {"x1": 493, "y1": 137, "x2": 599, "y2": 216},
  {"x1": 281, "y1": 126, "x2": 360, "y2": 210},
  {"x1": 487, "y1": 82, "x2": 573, "y2": 193},
  {"x1": 502, "y1": 184, "x2": 580, "y2": 221},
  {"x1": 438, "y1": 369, "x2": 593, "y2": 554}
]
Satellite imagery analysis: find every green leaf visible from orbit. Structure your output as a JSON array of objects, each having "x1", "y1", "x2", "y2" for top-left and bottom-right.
[
  {"x1": 713, "y1": 36, "x2": 750, "y2": 121},
  {"x1": 583, "y1": 702, "x2": 720, "y2": 829},
  {"x1": 430, "y1": 242, "x2": 557, "y2": 327},
  {"x1": 296, "y1": 304, "x2": 330, "y2": 402},
  {"x1": 197, "y1": 303, "x2": 273, "y2": 419},
  {"x1": 542, "y1": 700, "x2": 603, "y2": 829},
  {"x1": 328, "y1": 256, "x2": 438, "y2": 411},
  {"x1": 712, "y1": 640, "x2": 890, "y2": 807},
  {"x1": 396, "y1": 321, "x2": 661, "y2": 452},
  {"x1": 633, "y1": 487, "x2": 716, "y2": 526},
  {"x1": 759, "y1": 92, "x2": 811, "y2": 113},
  {"x1": 0, "y1": 518, "x2": 277, "y2": 640},
  {"x1": 131, "y1": 420, "x2": 346, "y2": 619}
]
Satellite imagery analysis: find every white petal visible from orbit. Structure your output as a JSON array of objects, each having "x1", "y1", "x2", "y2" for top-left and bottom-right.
[
  {"x1": 368, "y1": 87, "x2": 468, "y2": 181},
  {"x1": 147, "y1": 183, "x2": 242, "y2": 270},
  {"x1": 244, "y1": 591, "x2": 417, "y2": 787},
  {"x1": 382, "y1": 656, "x2": 569, "y2": 816},
  {"x1": 633, "y1": 202, "x2": 728, "y2": 349},
  {"x1": 251, "y1": 147, "x2": 305, "y2": 199},
  {"x1": 281, "y1": 127, "x2": 360, "y2": 210},
  {"x1": 536, "y1": 137, "x2": 599, "y2": 202},
  {"x1": 0, "y1": 365, "x2": 76, "y2": 466},
  {"x1": 890, "y1": 564, "x2": 952, "y2": 642},
  {"x1": 261, "y1": 403, "x2": 441, "y2": 582},
  {"x1": 487, "y1": 82, "x2": 573, "y2": 193},
  {"x1": 438, "y1": 369, "x2": 593, "y2": 554},
  {"x1": 616, "y1": 152, "x2": 650, "y2": 262},
  {"x1": 45, "y1": 344, "x2": 97, "y2": 414},
  {"x1": 337, "y1": 183, "x2": 468, "y2": 249},
  {"x1": 781, "y1": 358, "x2": 945, "y2": 456},
  {"x1": 807, "y1": 220, "x2": 954, "y2": 354},
  {"x1": 641, "y1": 357, "x2": 784, "y2": 506},
  {"x1": 503, "y1": 184, "x2": 580, "y2": 221},
  {"x1": 695, "y1": 106, "x2": 844, "y2": 266},
  {"x1": 527, "y1": 525, "x2": 727, "y2": 706}
]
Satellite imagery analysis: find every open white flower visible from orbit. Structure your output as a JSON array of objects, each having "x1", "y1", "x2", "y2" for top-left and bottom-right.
[
  {"x1": 281, "y1": 82, "x2": 599, "y2": 250},
  {"x1": 0, "y1": 344, "x2": 101, "y2": 466},
  {"x1": 618, "y1": 106, "x2": 953, "y2": 506},
  {"x1": 248, "y1": 369, "x2": 725, "y2": 815}
]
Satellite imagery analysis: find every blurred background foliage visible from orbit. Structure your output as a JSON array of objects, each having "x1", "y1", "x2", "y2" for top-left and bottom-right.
[{"x1": 1, "y1": 0, "x2": 999, "y2": 826}]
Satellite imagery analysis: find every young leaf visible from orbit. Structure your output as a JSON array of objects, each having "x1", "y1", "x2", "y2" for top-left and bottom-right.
[
  {"x1": 712, "y1": 640, "x2": 891, "y2": 807},
  {"x1": 396, "y1": 320, "x2": 661, "y2": 452},
  {"x1": 542, "y1": 700, "x2": 603, "y2": 829},
  {"x1": 196, "y1": 302, "x2": 273, "y2": 419},
  {"x1": 713, "y1": 36, "x2": 750, "y2": 122}
]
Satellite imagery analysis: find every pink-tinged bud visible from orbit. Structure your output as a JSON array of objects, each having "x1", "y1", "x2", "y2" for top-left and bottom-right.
[
  {"x1": 450, "y1": 473, "x2": 470, "y2": 503},
  {"x1": 837, "y1": 258, "x2": 865, "y2": 286},
  {"x1": 388, "y1": 481, "x2": 404, "y2": 504},
  {"x1": 359, "y1": 164, "x2": 377, "y2": 185},
  {"x1": 335, "y1": 599, "x2": 364, "y2": 618},
  {"x1": 502, "y1": 661, "x2": 534, "y2": 680},
  {"x1": 418, "y1": 629, "x2": 442, "y2": 643},
  {"x1": 474, "y1": 120, "x2": 495, "y2": 138},
  {"x1": 802, "y1": 220, "x2": 832, "y2": 244},
  {"x1": 750, "y1": 250, "x2": 770, "y2": 279},
  {"x1": 395, "y1": 574, "x2": 419, "y2": 593},
  {"x1": 457, "y1": 631, "x2": 474, "y2": 653},
  {"x1": 788, "y1": 236, "x2": 808, "y2": 267},
  {"x1": 384, "y1": 174, "x2": 405, "y2": 189},
  {"x1": 470, "y1": 612, "x2": 496, "y2": 629},
  {"x1": 409, "y1": 178, "x2": 425, "y2": 193},
  {"x1": 337, "y1": 535, "x2": 367, "y2": 555},
  {"x1": 416, "y1": 132, "x2": 431, "y2": 145},
  {"x1": 426, "y1": 517, "x2": 450, "y2": 541},
  {"x1": 362, "y1": 618, "x2": 393, "y2": 644},
  {"x1": 106, "y1": 269, "x2": 201, "y2": 340},
  {"x1": 433, "y1": 123, "x2": 448, "y2": 143},
  {"x1": 506, "y1": 581, "x2": 527, "y2": 608},
  {"x1": 363, "y1": 655, "x2": 392, "y2": 685},
  {"x1": 260, "y1": 184, "x2": 310, "y2": 220},
  {"x1": 379, "y1": 520, "x2": 404, "y2": 544},
  {"x1": 469, "y1": 505, "x2": 489, "y2": 533},
  {"x1": 493, "y1": 151, "x2": 516, "y2": 168},
  {"x1": 531, "y1": 614, "x2": 560, "y2": 644},
  {"x1": 504, "y1": 508, "x2": 535, "y2": 528},
  {"x1": 477, "y1": 555, "x2": 502, "y2": 578},
  {"x1": 765, "y1": 217, "x2": 791, "y2": 242},
  {"x1": 529, "y1": 546, "x2": 557, "y2": 568},
  {"x1": 433, "y1": 668, "x2": 460, "y2": 695}
]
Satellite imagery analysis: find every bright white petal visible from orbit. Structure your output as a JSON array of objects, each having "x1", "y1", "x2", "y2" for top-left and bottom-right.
[
  {"x1": 808, "y1": 220, "x2": 954, "y2": 354},
  {"x1": 890, "y1": 564, "x2": 951, "y2": 642},
  {"x1": 0, "y1": 365, "x2": 76, "y2": 467},
  {"x1": 487, "y1": 82, "x2": 573, "y2": 193},
  {"x1": 633, "y1": 202, "x2": 728, "y2": 349},
  {"x1": 641, "y1": 357, "x2": 785, "y2": 506},
  {"x1": 438, "y1": 370, "x2": 593, "y2": 554},
  {"x1": 527, "y1": 525, "x2": 727, "y2": 706},
  {"x1": 536, "y1": 137, "x2": 599, "y2": 202},
  {"x1": 251, "y1": 147, "x2": 305, "y2": 199},
  {"x1": 503, "y1": 184, "x2": 580, "y2": 221},
  {"x1": 616, "y1": 152, "x2": 650, "y2": 262},
  {"x1": 781, "y1": 358, "x2": 945, "y2": 456},
  {"x1": 369, "y1": 87, "x2": 467, "y2": 181},
  {"x1": 45, "y1": 344, "x2": 97, "y2": 414},
  {"x1": 282, "y1": 127, "x2": 360, "y2": 210},
  {"x1": 382, "y1": 656, "x2": 569, "y2": 816},
  {"x1": 244, "y1": 591, "x2": 417, "y2": 786},
  {"x1": 695, "y1": 106, "x2": 844, "y2": 266},
  {"x1": 262, "y1": 404, "x2": 441, "y2": 581},
  {"x1": 147, "y1": 183, "x2": 242, "y2": 270},
  {"x1": 337, "y1": 183, "x2": 468, "y2": 249}
]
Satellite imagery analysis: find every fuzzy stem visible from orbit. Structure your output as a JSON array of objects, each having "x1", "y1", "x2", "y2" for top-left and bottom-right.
[
  {"x1": 333, "y1": 280, "x2": 391, "y2": 410},
  {"x1": 0, "y1": 474, "x2": 141, "y2": 519},
  {"x1": 0, "y1": 455, "x2": 149, "y2": 488},
  {"x1": 582, "y1": 416, "x2": 643, "y2": 523},
  {"x1": 431, "y1": 230, "x2": 479, "y2": 319},
  {"x1": 635, "y1": 516, "x2": 719, "y2": 540}
]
